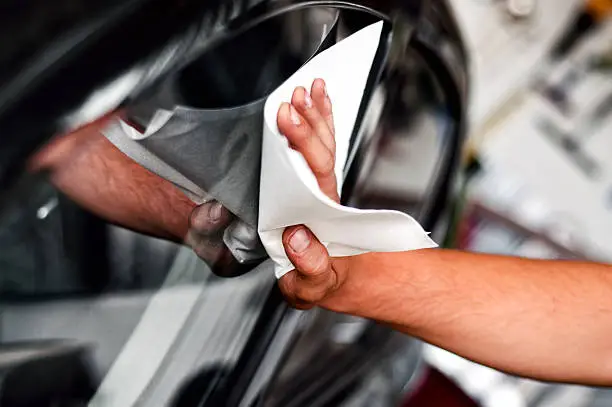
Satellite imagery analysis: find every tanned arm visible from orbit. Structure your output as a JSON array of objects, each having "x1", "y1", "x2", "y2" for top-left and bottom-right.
[
  {"x1": 320, "y1": 249, "x2": 612, "y2": 385},
  {"x1": 30, "y1": 117, "x2": 197, "y2": 242},
  {"x1": 274, "y1": 79, "x2": 612, "y2": 386}
]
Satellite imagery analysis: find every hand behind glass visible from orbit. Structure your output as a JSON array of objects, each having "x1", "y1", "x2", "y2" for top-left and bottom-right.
[{"x1": 189, "y1": 79, "x2": 355, "y2": 301}]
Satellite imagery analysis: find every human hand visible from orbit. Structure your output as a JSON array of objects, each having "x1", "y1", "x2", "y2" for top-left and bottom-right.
[
  {"x1": 187, "y1": 201, "x2": 232, "y2": 261},
  {"x1": 276, "y1": 78, "x2": 357, "y2": 310},
  {"x1": 187, "y1": 200, "x2": 256, "y2": 277},
  {"x1": 188, "y1": 78, "x2": 361, "y2": 289}
]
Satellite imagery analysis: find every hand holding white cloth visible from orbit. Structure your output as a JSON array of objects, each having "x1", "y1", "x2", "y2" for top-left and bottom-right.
[{"x1": 258, "y1": 21, "x2": 438, "y2": 279}]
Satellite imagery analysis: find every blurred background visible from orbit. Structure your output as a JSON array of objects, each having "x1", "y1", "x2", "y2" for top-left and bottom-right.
[
  {"x1": 422, "y1": 0, "x2": 612, "y2": 406},
  {"x1": 0, "y1": 0, "x2": 611, "y2": 406}
]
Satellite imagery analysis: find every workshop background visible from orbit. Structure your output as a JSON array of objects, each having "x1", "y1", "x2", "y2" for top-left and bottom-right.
[{"x1": 419, "y1": 0, "x2": 612, "y2": 406}]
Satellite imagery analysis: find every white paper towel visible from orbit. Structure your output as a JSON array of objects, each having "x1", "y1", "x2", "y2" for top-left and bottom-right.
[{"x1": 258, "y1": 21, "x2": 438, "y2": 279}]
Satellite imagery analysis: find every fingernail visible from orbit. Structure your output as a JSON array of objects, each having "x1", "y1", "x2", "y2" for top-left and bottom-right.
[
  {"x1": 208, "y1": 202, "x2": 223, "y2": 222},
  {"x1": 320, "y1": 79, "x2": 327, "y2": 97},
  {"x1": 289, "y1": 228, "x2": 310, "y2": 253},
  {"x1": 289, "y1": 105, "x2": 301, "y2": 126},
  {"x1": 304, "y1": 91, "x2": 313, "y2": 108}
]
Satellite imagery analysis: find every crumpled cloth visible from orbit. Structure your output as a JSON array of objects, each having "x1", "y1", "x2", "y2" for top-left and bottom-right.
[
  {"x1": 257, "y1": 21, "x2": 438, "y2": 278},
  {"x1": 102, "y1": 10, "x2": 338, "y2": 264}
]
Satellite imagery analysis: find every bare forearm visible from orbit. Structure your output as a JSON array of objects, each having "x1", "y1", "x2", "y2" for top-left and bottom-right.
[
  {"x1": 30, "y1": 126, "x2": 195, "y2": 241},
  {"x1": 269, "y1": 80, "x2": 612, "y2": 385},
  {"x1": 333, "y1": 249, "x2": 612, "y2": 385}
]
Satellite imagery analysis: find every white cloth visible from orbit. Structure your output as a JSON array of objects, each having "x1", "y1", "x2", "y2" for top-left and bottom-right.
[{"x1": 258, "y1": 21, "x2": 438, "y2": 279}]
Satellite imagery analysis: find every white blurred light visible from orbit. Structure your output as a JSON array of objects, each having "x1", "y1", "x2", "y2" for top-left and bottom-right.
[
  {"x1": 483, "y1": 383, "x2": 526, "y2": 407},
  {"x1": 36, "y1": 198, "x2": 58, "y2": 220},
  {"x1": 62, "y1": 69, "x2": 143, "y2": 131},
  {"x1": 461, "y1": 364, "x2": 505, "y2": 398},
  {"x1": 423, "y1": 346, "x2": 471, "y2": 378}
]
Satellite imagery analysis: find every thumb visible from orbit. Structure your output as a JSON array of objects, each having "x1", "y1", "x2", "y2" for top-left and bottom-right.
[{"x1": 280, "y1": 226, "x2": 337, "y2": 304}]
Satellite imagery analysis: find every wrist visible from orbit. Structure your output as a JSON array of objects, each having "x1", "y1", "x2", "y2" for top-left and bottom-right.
[
  {"x1": 318, "y1": 255, "x2": 365, "y2": 315},
  {"x1": 321, "y1": 249, "x2": 440, "y2": 325},
  {"x1": 318, "y1": 252, "x2": 391, "y2": 316}
]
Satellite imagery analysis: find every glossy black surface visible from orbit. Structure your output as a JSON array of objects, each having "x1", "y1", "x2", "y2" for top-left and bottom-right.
[
  {"x1": 0, "y1": 0, "x2": 422, "y2": 192},
  {"x1": 0, "y1": 340, "x2": 95, "y2": 406}
]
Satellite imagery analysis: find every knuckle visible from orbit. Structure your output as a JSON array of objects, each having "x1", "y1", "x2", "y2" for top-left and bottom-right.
[
  {"x1": 307, "y1": 253, "x2": 330, "y2": 279},
  {"x1": 193, "y1": 244, "x2": 217, "y2": 263},
  {"x1": 189, "y1": 208, "x2": 209, "y2": 231},
  {"x1": 295, "y1": 283, "x2": 326, "y2": 304},
  {"x1": 278, "y1": 277, "x2": 293, "y2": 298},
  {"x1": 282, "y1": 121, "x2": 310, "y2": 145},
  {"x1": 279, "y1": 269, "x2": 297, "y2": 285},
  {"x1": 294, "y1": 302, "x2": 315, "y2": 311},
  {"x1": 190, "y1": 202, "x2": 229, "y2": 233}
]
